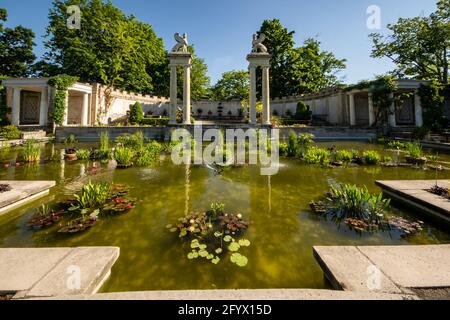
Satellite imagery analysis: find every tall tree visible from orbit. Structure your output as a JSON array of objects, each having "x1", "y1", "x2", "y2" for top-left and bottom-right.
[
  {"x1": 212, "y1": 70, "x2": 249, "y2": 101},
  {"x1": 257, "y1": 19, "x2": 346, "y2": 98},
  {"x1": 0, "y1": 8, "x2": 36, "y2": 77},
  {"x1": 39, "y1": 0, "x2": 167, "y2": 95},
  {"x1": 370, "y1": 0, "x2": 449, "y2": 84}
]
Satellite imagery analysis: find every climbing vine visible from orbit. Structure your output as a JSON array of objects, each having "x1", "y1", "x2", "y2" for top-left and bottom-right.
[
  {"x1": 417, "y1": 81, "x2": 446, "y2": 131},
  {"x1": 47, "y1": 75, "x2": 78, "y2": 125}
]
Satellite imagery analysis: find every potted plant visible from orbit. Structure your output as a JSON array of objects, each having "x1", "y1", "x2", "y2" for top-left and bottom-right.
[{"x1": 64, "y1": 148, "x2": 77, "y2": 161}]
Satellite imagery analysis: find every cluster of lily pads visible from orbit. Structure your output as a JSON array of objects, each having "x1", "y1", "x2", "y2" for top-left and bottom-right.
[
  {"x1": 167, "y1": 202, "x2": 251, "y2": 267},
  {"x1": 27, "y1": 182, "x2": 136, "y2": 234}
]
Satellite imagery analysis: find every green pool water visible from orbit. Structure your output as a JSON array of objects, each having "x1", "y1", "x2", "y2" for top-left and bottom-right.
[{"x1": 0, "y1": 141, "x2": 450, "y2": 292}]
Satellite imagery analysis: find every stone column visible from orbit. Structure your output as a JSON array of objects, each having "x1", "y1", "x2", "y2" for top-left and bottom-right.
[
  {"x1": 62, "y1": 91, "x2": 69, "y2": 126},
  {"x1": 388, "y1": 92, "x2": 396, "y2": 127},
  {"x1": 414, "y1": 93, "x2": 423, "y2": 127},
  {"x1": 249, "y1": 66, "x2": 257, "y2": 125},
  {"x1": 183, "y1": 64, "x2": 191, "y2": 124},
  {"x1": 368, "y1": 92, "x2": 375, "y2": 127},
  {"x1": 262, "y1": 66, "x2": 271, "y2": 125},
  {"x1": 81, "y1": 92, "x2": 89, "y2": 125},
  {"x1": 39, "y1": 87, "x2": 48, "y2": 126},
  {"x1": 349, "y1": 93, "x2": 356, "y2": 126},
  {"x1": 12, "y1": 87, "x2": 21, "y2": 126},
  {"x1": 169, "y1": 65, "x2": 177, "y2": 124}
]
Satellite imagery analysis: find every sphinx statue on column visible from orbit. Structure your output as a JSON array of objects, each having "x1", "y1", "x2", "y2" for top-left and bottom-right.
[
  {"x1": 251, "y1": 33, "x2": 268, "y2": 54},
  {"x1": 171, "y1": 33, "x2": 189, "y2": 53}
]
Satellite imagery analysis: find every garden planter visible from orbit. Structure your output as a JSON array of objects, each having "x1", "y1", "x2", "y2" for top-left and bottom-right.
[
  {"x1": 64, "y1": 149, "x2": 77, "y2": 161},
  {"x1": 405, "y1": 156, "x2": 427, "y2": 165}
]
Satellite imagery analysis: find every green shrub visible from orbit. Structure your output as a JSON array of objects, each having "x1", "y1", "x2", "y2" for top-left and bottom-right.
[
  {"x1": 115, "y1": 131, "x2": 145, "y2": 150},
  {"x1": 21, "y1": 139, "x2": 41, "y2": 162},
  {"x1": 0, "y1": 125, "x2": 21, "y2": 140},
  {"x1": 334, "y1": 149, "x2": 354, "y2": 162},
  {"x1": 295, "y1": 101, "x2": 312, "y2": 120},
  {"x1": 129, "y1": 102, "x2": 143, "y2": 124},
  {"x1": 363, "y1": 150, "x2": 381, "y2": 165},
  {"x1": 76, "y1": 149, "x2": 91, "y2": 160},
  {"x1": 327, "y1": 184, "x2": 389, "y2": 226},
  {"x1": 138, "y1": 118, "x2": 170, "y2": 126},
  {"x1": 406, "y1": 141, "x2": 423, "y2": 158},
  {"x1": 114, "y1": 147, "x2": 135, "y2": 167},
  {"x1": 303, "y1": 147, "x2": 330, "y2": 165}
]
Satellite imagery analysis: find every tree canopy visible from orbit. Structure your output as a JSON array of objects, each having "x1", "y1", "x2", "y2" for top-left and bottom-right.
[
  {"x1": 370, "y1": 0, "x2": 449, "y2": 84},
  {"x1": 212, "y1": 70, "x2": 249, "y2": 101},
  {"x1": 37, "y1": 0, "x2": 211, "y2": 99},
  {"x1": 0, "y1": 8, "x2": 36, "y2": 77},
  {"x1": 257, "y1": 19, "x2": 346, "y2": 98}
]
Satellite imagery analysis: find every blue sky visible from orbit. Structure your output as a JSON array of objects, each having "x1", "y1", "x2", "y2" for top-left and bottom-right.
[{"x1": 0, "y1": 0, "x2": 438, "y2": 84}]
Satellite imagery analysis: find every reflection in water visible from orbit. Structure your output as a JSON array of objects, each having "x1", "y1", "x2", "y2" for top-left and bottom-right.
[{"x1": 0, "y1": 142, "x2": 449, "y2": 292}]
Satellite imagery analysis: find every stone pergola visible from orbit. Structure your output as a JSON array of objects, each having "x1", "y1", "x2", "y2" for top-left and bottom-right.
[
  {"x1": 247, "y1": 33, "x2": 272, "y2": 125},
  {"x1": 168, "y1": 33, "x2": 192, "y2": 125},
  {"x1": 2, "y1": 78, "x2": 92, "y2": 127}
]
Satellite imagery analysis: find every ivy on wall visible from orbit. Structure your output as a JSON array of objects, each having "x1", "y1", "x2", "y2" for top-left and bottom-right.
[{"x1": 47, "y1": 75, "x2": 78, "y2": 125}]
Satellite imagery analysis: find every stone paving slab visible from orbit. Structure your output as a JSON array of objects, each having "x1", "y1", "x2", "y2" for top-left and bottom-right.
[
  {"x1": 358, "y1": 245, "x2": 450, "y2": 288},
  {"x1": 0, "y1": 247, "x2": 119, "y2": 298},
  {"x1": 313, "y1": 246, "x2": 402, "y2": 293},
  {"x1": 24, "y1": 247, "x2": 119, "y2": 298},
  {"x1": 0, "y1": 248, "x2": 72, "y2": 291},
  {"x1": 0, "y1": 180, "x2": 55, "y2": 215},
  {"x1": 375, "y1": 180, "x2": 450, "y2": 222},
  {"x1": 33, "y1": 289, "x2": 416, "y2": 300},
  {"x1": 314, "y1": 245, "x2": 450, "y2": 294}
]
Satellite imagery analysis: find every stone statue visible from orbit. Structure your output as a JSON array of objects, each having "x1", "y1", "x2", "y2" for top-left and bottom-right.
[
  {"x1": 252, "y1": 33, "x2": 268, "y2": 53},
  {"x1": 171, "y1": 33, "x2": 188, "y2": 53}
]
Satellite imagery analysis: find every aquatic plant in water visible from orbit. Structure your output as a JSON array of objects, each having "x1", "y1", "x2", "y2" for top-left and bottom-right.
[
  {"x1": 21, "y1": 139, "x2": 41, "y2": 162},
  {"x1": 362, "y1": 150, "x2": 381, "y2": 165},
  {"x1": 76, "y1": 148, "x2": 91, "y2": 160},
  {"x1": 167, "y1": 202, "x2": 251, "y2": 267},
  {"x1": 58, "y1": 182, "x2": 135, "y2": 233},
  {"x1": 327, "y1": 184, "x2": 389, "y2": 226},
  {"x1": 303, "y1": 147, "x2": 330, "y2": 165},
  {"x1": 114, "y1": 147, "x2": 135, "y2": 168}
]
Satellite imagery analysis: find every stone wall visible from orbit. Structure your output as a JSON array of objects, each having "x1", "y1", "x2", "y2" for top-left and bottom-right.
[{"x1": 55, "y1": 125, "x2": 376, "y2": 142}]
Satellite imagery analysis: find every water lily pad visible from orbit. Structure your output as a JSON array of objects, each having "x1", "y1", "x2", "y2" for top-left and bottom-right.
[
  {"x1": 238, "y1": 239, "x2": 251, "y2": 247},
  {"x1": 198, "y1": 249, "x2": 208, "y2": 257},
  {"x1": 211, "y1": 257, "x2": 220, "y2": 264},
  {"x1": 230, "y1": 253, "x2": 248, "y2": 267},
  {"x1": 207, "y1": 254, "x2": 214, "y2": 260},
  {"x1": 199, "y1": 244, "x2": 207, "y2": 250},
  {"x1": 179, "y1": 228, "x2": 187, "y2": 237},
  {"x1": 223, "y1": 235, "x2": 233, "y2": 242},
  {"x1": 214, "y1": 231, "x2": 223, "y2": 238},
  {"x1": 228, "y1": 242, "x2": 240, "y2": 252},
  {"x1": 215, "y1": 248, "x2": 223, "y2": 254}
]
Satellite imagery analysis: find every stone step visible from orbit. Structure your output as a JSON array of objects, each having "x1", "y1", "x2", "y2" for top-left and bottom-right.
[
  {"x1": 0, "y1": 247, "x2": 120, "y2": 299},
  {"x1": 313, "y1": 245, "x2": 450, "y2": 294}
]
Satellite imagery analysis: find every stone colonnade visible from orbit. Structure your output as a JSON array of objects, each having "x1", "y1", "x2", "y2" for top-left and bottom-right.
[{"x1": 347, "y1": 91, "x2": 423, "y2": 127}]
